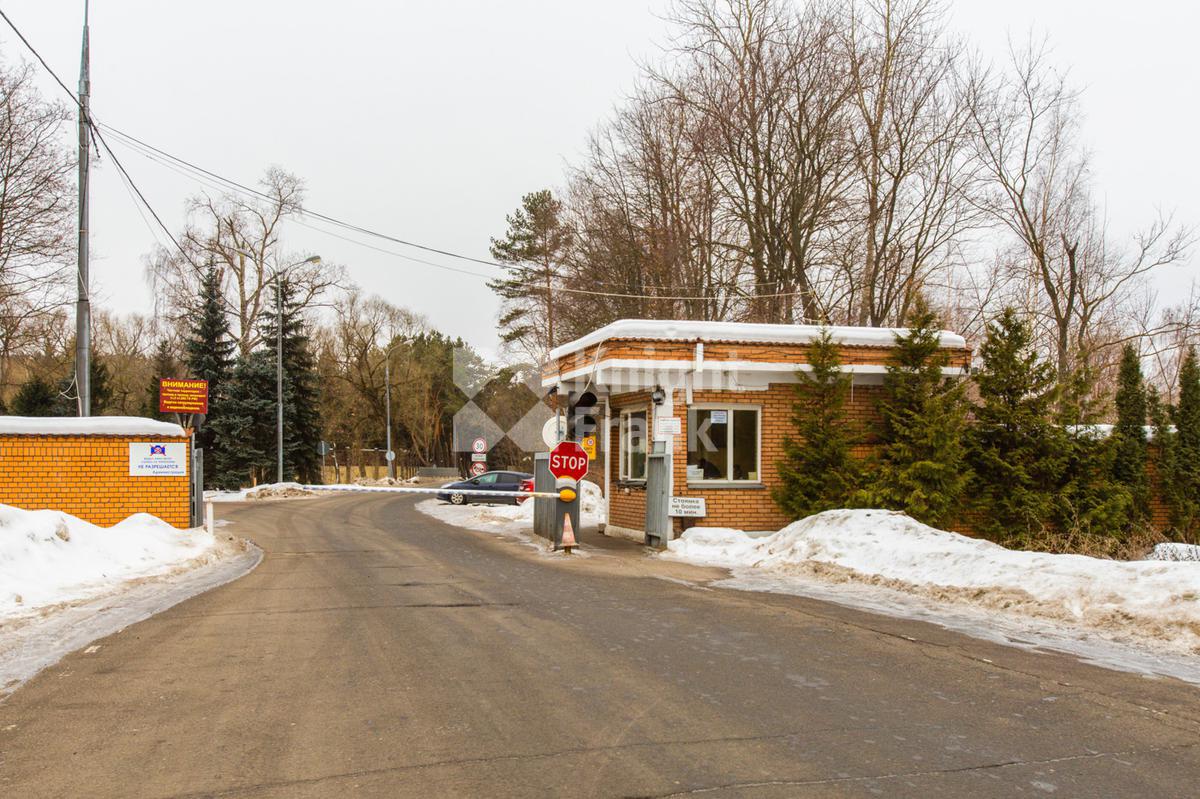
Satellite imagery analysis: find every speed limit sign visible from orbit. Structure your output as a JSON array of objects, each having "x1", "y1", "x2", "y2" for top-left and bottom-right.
[{"x1": 471, "y1": 437, "x2": 487, "y2": 454}]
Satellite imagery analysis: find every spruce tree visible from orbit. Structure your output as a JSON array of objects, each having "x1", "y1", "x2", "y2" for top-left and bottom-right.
[
  {"x1": 773, "y1": 328, "x2": 860, "y2": 519},
  {"x1": 864, "y1": 302, "x2": 969, "y2": 526},
  {"x1": 210, "y1": 350, "x2": 277, "y2": 487},
  {"x1": 145, "y1": 338, "x2": 178, "y2": 421},
  {"x1": 53, "y1": 353, "x2": 111, "y2": 415},
  {"x1": 1111, "y1": 344, "x2": 1149, "y2": 516},
  {"x1": 965, "y1": 308, "x2": 1062, "y2": 541},
  {"x1": 11, "y1": 374, "x2": 59, "y2": 415},
  {"x1": 1052, "y1": 366, "x2": 1134, "y2": 539},
  {"x1": 259, "y1": 278, "x2": 323, "y2": 484},
  {"x1": 185, "y1": 266, "x2": 236, "y2": 482},
  {"x1": 1162, "y1": 348, "x2": 1200, "y2": 538}
]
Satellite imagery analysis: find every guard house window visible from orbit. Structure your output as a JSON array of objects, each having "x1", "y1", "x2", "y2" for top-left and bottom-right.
[
  {"x1": 620, "y1": 410, "x2": 648, "y2": 481},
  {"x1": 687, "y1": 407, "x2": 760, "y2": 482}
]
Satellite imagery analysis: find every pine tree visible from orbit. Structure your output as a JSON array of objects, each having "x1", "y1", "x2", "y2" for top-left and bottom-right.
[
  {"x1": 259, "y1": 278, "x2": 323, "y2": 484},
  {"x1": 487, "y1": 189, "x2": 572, "y2": 355},
  {"x1": 773, "y1": 328, "x2": 860, "y2": 518},
  {"x1": 53, "y1": 352, "x2": 112, "y2": 415},
  {"x1": 210, "y1": 350, "x2": 277, "y2": 488},
  {"x1": 145, "y1": 338, "x2": 178, "y2": 421},
  {"x1": 965, "y1": 308, "x2": 1062, "y2": 541},
  {"x1": 11, "y1": 374, "x2": 59, "y2": 415},
  {"x1": 1161, "y1": 348, "x2": 1200, "y2": 538},
  {"x1": 1111, "y1": 344, "x2": 1149, "y2": 516},
  {"x1": 1052, "y1": 366, "x2": 1134, "y2": 539},
  {"x1": 185, "y1": 266, "x2": 236, "y2": 485},
  {"x1": 863, "y1": 302, "x2": 969, "y2": 526}
]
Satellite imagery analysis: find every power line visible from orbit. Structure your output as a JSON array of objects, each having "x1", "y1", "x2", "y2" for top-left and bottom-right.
[{"x1": 0, "y1": 9, "x2": 806, "y2": 304}]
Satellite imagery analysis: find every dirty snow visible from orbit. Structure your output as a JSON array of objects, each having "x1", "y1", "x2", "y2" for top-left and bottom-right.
[
  {"x1": 205, "y1": 482, "x2": 319, "y2": 502},
  {"x1": 548, "y1": 319, "x2": 967, "y2": 360},
  {"x1": 0, "y1": 503, "x2": 219, "y2": 621},
  {"x1": 0, "y1": 415, "x2": 185, "y2": 437},
  {"x1": 665, "y1": 509, "x2": 1200, "y2": 682}
]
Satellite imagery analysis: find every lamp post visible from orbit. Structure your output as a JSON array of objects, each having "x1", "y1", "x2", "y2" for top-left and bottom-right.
[
  {"x1": 271, "y1": 256, "x2": 321, "y2": 483},
  {"x1": 230, "y1": 249, "x2": 322, "y2": 484},
  {"x1": 385, "y1": 352, "x2": 394, "y2": 481}
]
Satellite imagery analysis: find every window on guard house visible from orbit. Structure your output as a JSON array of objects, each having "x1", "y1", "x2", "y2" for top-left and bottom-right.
[
  {"x1": 687, "y1": 407, "x2": 760, "y2": 482},
  {"x1": 620, "y1": 410, "x2": 647, "y2": 481}
]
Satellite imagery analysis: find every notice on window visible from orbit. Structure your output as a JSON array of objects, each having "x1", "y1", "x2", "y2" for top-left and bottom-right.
[
  {"x1": 668, "y1": 496, "x2": 707, "y2": 517},
  {"x1": 709, "y1": 410, "x2": 728, "y2": 424},
  {"x1": 129, "y1": 442, "x2": 187, "y2": 476}
]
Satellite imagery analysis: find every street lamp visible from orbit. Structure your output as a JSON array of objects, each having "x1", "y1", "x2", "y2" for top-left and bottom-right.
[
  {"x1": 229, "y1": 248, "x2": 321, "y2": 484},
  {"x1": 271, "y1": 256, "x2": 321, "y2": 484}
]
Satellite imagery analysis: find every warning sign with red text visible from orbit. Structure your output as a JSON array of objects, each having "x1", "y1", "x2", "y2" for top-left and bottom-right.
[{"x1": 159, "y1": 378, "x2": 209, "y2": 415}]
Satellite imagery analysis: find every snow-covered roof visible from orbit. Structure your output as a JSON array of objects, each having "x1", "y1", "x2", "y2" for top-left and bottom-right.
[
  {"x1": 0, "y1": 416, "x2": 187, "y2": 437},
  {"x1": 548, "y1": 319, "x2": 968, "y2": 360}
]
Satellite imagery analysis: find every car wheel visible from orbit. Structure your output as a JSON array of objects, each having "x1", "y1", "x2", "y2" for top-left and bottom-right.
[{"x1": 450, "y1": 492, "x2": 466, "y2": 505}]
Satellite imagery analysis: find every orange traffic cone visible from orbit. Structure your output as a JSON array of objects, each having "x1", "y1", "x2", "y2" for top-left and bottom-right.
[{"x1": 561, "y1": 513, "x2": 576, "y2": 553}]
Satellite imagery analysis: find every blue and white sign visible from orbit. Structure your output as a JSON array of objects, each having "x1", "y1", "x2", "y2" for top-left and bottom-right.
[{"x1": 129, "y1": 442, "x2": 187, "y2": 476}]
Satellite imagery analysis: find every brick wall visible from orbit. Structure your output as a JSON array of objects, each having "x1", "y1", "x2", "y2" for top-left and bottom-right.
[
  {"x1": 0, "y1": 434, "x2": 192, "y2": 528},
  {"x1": 606, "y1": 383, "x2": 886, "y2": 536}
]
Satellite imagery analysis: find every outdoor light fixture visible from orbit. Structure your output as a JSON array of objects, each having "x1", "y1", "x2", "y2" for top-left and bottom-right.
[{"x1": 651, "y1": 387, "x2": 666, "y2": 405}]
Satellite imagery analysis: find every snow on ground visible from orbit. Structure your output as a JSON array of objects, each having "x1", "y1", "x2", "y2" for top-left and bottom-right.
[
  {"x1": 416, "y1": 480, "x2": 605, "y2": 548},
  {"x1": 0, "y1": 415, "x2": 185, "y2": 436},
  {"x1": 1147, "y1": 542, "x2": 1200, "y2": 562},
  {"x1": 0, "y1": 503, "x2": 222, "y2": 622},
  {"x1": 205, "y1": 482, "x2": 318, "y2": 502},
  {"x1": 665, "y1": 509, "x2": 1200, "y2": 683}
]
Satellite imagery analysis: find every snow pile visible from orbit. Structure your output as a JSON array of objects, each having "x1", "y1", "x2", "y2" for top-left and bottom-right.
[
  {"x1": 1147, "y1": 542, "x2": 1200, "y2": 562},
  {"x1": 244, "y1": 482, "x2": 315, "y2": 500},
  {"x1": 0, "y1": 503, "x2": 216, "y2": 621},
  {"x1": 666, "y1": 509, "x2": 1200, "y2": 652},
  {"x1": 206, "y1": 482, "x2": 320, "y2": 502},
  {"x1": 417, "y1": 480, "x2": 606, "y2": 540},
  {"x1": 0, "y1": 416, "x2": 185, "y2": 437}
]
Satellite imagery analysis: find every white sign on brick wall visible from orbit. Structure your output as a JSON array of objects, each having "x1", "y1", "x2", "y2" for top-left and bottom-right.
[
  {"x1": 668, "y1": 496, "x2": 707, "y2": 517},
  {"x1": 129, "y1": 442, "x2": 187, "y2": 476}
]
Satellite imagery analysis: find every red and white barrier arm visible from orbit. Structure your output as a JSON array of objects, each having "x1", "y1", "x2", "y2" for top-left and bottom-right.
[{"x1": 298, "y1": 484, "x2": 579, "y2": 501}]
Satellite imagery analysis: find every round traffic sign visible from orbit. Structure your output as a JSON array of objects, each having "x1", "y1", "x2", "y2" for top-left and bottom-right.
[
  {"x1": 548, "y1": 440, "x2": 589, "y2": 482},
  {"x1": 469, "y1": 461, "x2": 487, "y2": 477},
  {"x1": 471, "y1": 437, "x2": 487, "y2": 454},
  {"x1": 385, "y1": 450, "x2": 396, "y2": 462},
  {"x1": 541, "y1": 417, "x2": 566, "y2": 448}
]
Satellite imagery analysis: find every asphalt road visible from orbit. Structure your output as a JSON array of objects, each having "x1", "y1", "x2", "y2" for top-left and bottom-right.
[{"x1": 2, "y1": 493, "x2": 1199, "y2": 798}]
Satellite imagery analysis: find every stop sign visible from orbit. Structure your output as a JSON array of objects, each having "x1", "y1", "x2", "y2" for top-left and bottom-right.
[{"x1": 549, "y1": 441, "x2": 589, "y2": 482}]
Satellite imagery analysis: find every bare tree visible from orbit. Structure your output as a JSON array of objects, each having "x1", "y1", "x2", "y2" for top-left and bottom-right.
[
  {"x1": 968, "y1": 38, "x2": 1192, "y2": 381},
  {"x1": 147, "y1": 168, "x2": 346, "y2": 356},
  {"x1": 837, "y1": 0, "x2": 982, "y2": 327},
  {"x1": 0, "y1": 62, "x2": 75, "y2": 396}
]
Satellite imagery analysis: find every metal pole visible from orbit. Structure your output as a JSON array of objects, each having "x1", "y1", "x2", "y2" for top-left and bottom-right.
[
  {"x1": 75, "y1": 1, "x2": 91, "y2": 416},
  {"x1": 276, "y1": 270, "x2": 284, "y2": 484},
  {"x1": 385, "y1": 354, "x2": 394, "y2": 481}
]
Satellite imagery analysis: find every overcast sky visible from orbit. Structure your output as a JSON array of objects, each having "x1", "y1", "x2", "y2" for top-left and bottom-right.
[{"x1": 4, "y1": 1, "x2": 1197, "y2": 358}]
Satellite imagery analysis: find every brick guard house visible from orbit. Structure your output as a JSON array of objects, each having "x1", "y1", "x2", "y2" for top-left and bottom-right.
[{"x1": 543, "y1": 319, "x2": 971, "y2": 545}]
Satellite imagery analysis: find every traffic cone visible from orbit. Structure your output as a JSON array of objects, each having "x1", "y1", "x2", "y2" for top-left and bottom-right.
[{"x1": 561, "y1": 512, "x2": 576, "y2": 553}]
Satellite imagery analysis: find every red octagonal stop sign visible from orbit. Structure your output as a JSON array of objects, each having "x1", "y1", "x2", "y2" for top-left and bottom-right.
[{"x1": 549, "y1": 441, "x2": 589, "y2": 482}]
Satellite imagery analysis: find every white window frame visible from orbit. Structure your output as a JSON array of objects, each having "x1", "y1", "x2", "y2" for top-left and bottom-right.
[
  {"x1": 619, "y1": 408, "x2": 648, "y2": 481},
  {"x1": 687, "y1": 403, "x2": 762, "y2": 484}
]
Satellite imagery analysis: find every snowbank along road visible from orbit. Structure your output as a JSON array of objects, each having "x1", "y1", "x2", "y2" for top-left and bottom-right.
[{"x1": 1, "y1": 492, "x2": 1199, "y2": 798}]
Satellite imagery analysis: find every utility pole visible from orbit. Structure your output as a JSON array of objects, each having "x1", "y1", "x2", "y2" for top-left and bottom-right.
[
  {"x1": 75, "y1": 0, "x2": 92, "y2": 416},
  {"x1": 385, "y1": 353, "x2": 394, "y2": 481},
  {"x1": 276, "y1": 270, "x2": 284, "y2": 484}
]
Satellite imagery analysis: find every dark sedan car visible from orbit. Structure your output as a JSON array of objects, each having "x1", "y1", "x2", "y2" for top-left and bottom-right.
[{"x1": 437, "y1": 471, "x2": 534, "y2": 506}]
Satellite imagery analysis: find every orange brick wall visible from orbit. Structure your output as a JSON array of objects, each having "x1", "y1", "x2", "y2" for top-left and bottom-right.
[
  {"x1": 0, "y1": 434, "x2": 192, "y2": 528},
  {"x1": 607, "y1": 383, "x2": 886, "y2": 536}
]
